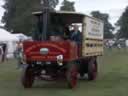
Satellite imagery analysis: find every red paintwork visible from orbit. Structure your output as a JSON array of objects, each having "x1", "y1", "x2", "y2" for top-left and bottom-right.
[{"x1": 23, "y1": 41, "x2": 78, "y2": 62}]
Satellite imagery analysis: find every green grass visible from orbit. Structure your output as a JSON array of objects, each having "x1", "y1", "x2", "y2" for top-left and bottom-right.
[{"x1": 0, "y1": 48, "x2": 128, "y2": 96}]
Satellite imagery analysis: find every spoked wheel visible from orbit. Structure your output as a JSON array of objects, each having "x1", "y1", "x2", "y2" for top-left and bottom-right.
[
  {"x1": 22, "y1": 66, "x2": 35, "y2": 88},
  {"x1": 88, "y1": 58, "x2": 97, "y2": 81},
  {"x1": 66, "y1": 62, "x2": 78, "y2": 88}
]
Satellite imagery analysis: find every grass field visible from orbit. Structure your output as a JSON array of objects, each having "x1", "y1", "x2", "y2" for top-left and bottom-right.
[{"x1": 0, "y1": 49, "x2": 128, "y2": 96}]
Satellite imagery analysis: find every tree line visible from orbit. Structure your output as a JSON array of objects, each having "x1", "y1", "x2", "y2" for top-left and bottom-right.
[{"x1": 1, "y1": 0, "x2": 128, "y2": 39}]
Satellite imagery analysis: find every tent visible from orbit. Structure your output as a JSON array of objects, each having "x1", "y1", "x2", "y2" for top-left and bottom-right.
[
  {"x1": 12, "y1": 33, "x2": 28, "y2": 40},
  {"x1": 0, "y1": 29, "x2": 19, "y2": 58},
  {"x1": 0, "y1": 29, "x2": 18, "y2": 41},
  {"x1": 125, "y1": 40, "x2": 128, "y2": 47}
]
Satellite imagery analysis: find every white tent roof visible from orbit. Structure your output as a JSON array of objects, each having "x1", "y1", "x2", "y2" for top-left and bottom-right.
[
  {"x1": 13, "y1": 33, "x2": 28, "y2": 40},
  {"x1": 0, "y1": 29, "x2": 18, "y2": 41}
]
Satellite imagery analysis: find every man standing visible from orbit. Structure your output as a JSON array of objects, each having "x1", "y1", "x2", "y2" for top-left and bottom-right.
[
  {"x1": 15, "y1": 40, "x2": 23, "y2": 68},
  {"x1": 70, "y1": 25, "x2": 82, "y2": 57},
  {"x1": 70, "y1": 25, "x2": 82, "y2": 45},
  {"x1": 0, "y1": 45, "x2": 3, "y2": 62},
  {"x1": 1, "y1": 43, "x2": 7, "y2": 62}
]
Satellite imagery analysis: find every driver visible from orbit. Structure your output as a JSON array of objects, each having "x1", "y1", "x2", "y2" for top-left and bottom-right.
[
  {"x1": 49, "y1": 24, "x2": 64, "y2": 41},
  {"x1": 70, "y1": 25, "x2": 82, "y2": 45}
]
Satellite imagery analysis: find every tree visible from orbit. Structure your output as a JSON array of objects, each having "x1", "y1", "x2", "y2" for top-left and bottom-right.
[
  {"x1": 60, "y1": 0, "x2": 75, "y2": 11},
  {"x1": 2, "y1": 0, "x2": 59, "y2": 35},
  {"x1": 91, "y1": 11, "x2": 114, "y2": 39},
  {"x1": 116, "y1": 7, "x2": 128, "y2": 39}
]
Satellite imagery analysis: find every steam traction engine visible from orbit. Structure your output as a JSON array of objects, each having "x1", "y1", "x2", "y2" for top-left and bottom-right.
[{"x1": 21, "y1": 0, "x2": 104, "y2": 89}]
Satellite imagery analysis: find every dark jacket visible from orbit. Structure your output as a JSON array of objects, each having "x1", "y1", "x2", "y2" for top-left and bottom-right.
[{"x1": 70, "y1": 30, "x2": 82, "y2": 45}]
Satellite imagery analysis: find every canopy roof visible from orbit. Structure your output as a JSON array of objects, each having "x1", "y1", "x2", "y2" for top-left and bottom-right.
[
  {"x1": 33, "y1": 11, "x2": 85, "y2": 24},
  {"x1": 33, "y1": 11, "x2": 85, "y2": 16},
  {"x1": 13, "y1": 33, "x2": 28, "y2": 40},
  {"x1": 0, "y1": 29, "x2": 18, "y2": 42},
  {"x1": 32, "y1": 11, "x2": 102, "y2": 23}
]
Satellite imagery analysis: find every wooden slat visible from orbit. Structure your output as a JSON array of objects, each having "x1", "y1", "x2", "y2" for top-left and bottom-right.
[{"x1": 82, "y1": 39, "x2": 103, "y2": 57}]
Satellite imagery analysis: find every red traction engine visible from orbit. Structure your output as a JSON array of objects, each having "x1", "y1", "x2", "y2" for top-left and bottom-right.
[
  {"x1": 20, "y1": 11, "x2": 101, "y2": 89},
  {"x1": 22, "y1": 41, "x2": 79, "y2": 88}
]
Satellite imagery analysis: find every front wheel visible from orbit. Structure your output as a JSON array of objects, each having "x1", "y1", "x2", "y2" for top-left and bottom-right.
[
  {"x1": 88, "y1": 58, "x2": 97, "y2": 81},
  {"x1": 66, "y1": 62, "x2": 78, "y2": 88},
  {"x1": 21, "y1": 66, "x2": 35, "y2": 88}
]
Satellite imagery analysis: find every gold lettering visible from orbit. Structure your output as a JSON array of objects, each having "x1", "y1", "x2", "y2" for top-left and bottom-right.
[{"x1": 25, "y1": 43, "x2": 67, "y2": 53}]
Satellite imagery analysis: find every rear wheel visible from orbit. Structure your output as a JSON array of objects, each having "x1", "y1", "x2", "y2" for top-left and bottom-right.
[
  {"x1": 80, "y1": 72, "x2": 85, "y2": 77},
  {"x1": 79, "y1": 60, "x2": 88, "y2": 78},
  {"x1": 66, "y1": 62, "x2": 78, "y2": 88},
  {"x1": 88, "y1": 58, "x2": 97, "y2": 81},
  {"x1": 22, "y1": 66, "x2": 35, "y2": 88}
]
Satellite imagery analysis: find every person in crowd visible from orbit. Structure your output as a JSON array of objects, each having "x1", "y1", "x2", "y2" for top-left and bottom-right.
[
  {"x1": 0, "y1": 45, "x2": 3, "y2": 63},
  {"x1": 15, "y1": 40, "x2": 23, "y2": 68},
  {"x1": 1, "y1": 43, "x2": 7, "y2": 62}
]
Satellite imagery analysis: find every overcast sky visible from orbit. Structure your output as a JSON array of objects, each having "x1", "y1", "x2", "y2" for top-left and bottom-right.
[
  {"x1": 57, "y1": 0, "x2": 128, "y2": 25},
  {"x1": 0, "y1": 0, "x2": 128, "y2": 25}
]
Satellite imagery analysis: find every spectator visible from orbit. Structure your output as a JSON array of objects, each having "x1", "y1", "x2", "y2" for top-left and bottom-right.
[
  {"x1": 0, "y1": 45, "x2": 3, "y2": 62},
  {"x1": 15, "y1": 40, "x2": 23, "y2": 68},
  {"x1": 117, "y1": 44, "x2": 121, "y2": 49},
  {"x1": 1, "y1": 43, "x2": 7, "y2": 62}
]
